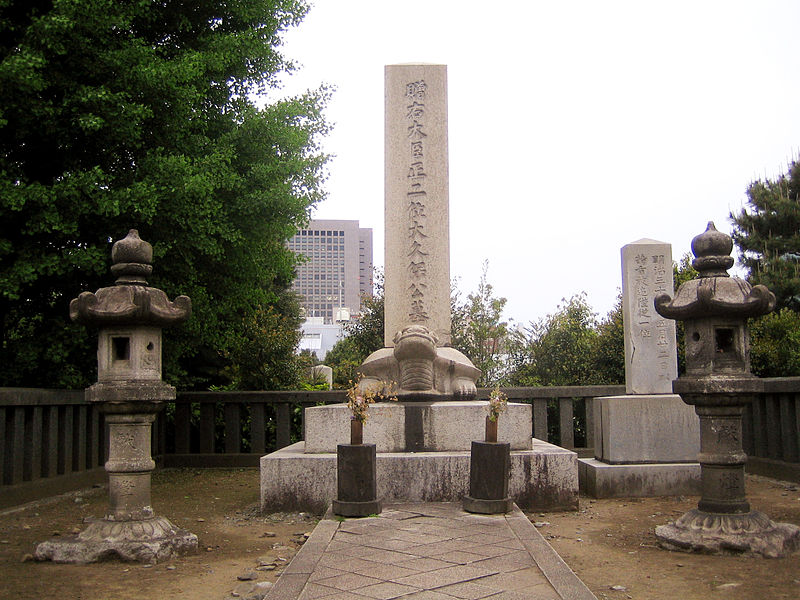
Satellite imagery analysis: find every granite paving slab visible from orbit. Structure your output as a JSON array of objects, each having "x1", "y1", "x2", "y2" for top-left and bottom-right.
[{"x1": 265, "y1": 503, "x2": 596, "y2": 600}]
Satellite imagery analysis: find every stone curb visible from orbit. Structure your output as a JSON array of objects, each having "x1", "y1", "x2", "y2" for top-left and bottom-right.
[
  {"x1": 507, "y1": 504, "x2": 597, "y2": 600},
  {"x1": 263, "y1": 506, "x2": 337, "y2": 600}
]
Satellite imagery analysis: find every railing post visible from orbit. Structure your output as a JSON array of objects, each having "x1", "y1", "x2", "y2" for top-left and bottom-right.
[
  {"x1": 751, "y1": 396, "x2": 766, "y2": 458},
  {"x1": 199, "y1": 401, "x2": 216, "y2": 454},
  {"x1": 765, "y1": 393, "x2": 780, "y2": 459},
  {"x1": 58, "y1": 405, "x2": 74, "y2": 474},
  {"x1": 28, "y1": 406, "x2": 43, "y2": 480},
  {"x1": 11, "y1": 406, "x2": 25, "y2": 484},
  {"x1": 250, "y1": 403, "x2": 266, "y2": 455},
  {"x1": 779, "y1": 393, "x2": 798, "y2": 463},
  {"x1": 88, "y1": 406, "x2": 101, "y2": 470},
  {"x1": 42, "y1": 405, "x2": 58, "y2": 478},
  {"x1": 533, "y1": 399, "x2": 548, "y2": 441},
  {"x1": 224, "y1": 402, "x2": 241, "y2": 454},
  {"x1": 75, "y1": 405, "x2": 87, "y2": 472},
  {"x1": 559, "y1": 398, "x2": 574, "y2": 449},
  {"x1": 0, "y1": 406, "x2": 6, "y2": 485},
  {"x1": 794, "y1": 393, "x2": 800, "y2": 462},
  {"x1": 584, "y1": 397, "x2": 595, "y2": 451},
  {"x1": 174, "y1": 401, "x2": 191, "y2": 454},
  {"x1": 276, "y1": 403, "x2": 291, "y2": 449}
]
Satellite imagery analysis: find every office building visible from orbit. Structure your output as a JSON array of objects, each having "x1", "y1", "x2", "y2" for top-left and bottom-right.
[{"x1": 288, "y1": 219, "x2": 373, "y2": 324}]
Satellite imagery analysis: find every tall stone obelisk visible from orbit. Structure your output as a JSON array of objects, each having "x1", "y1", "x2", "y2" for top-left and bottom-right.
[
  {"x1": 384, "y1": 64, "x2": 451, "y2": 347},
  {"x1": 359, "y1": 64, "x2": 478, "y2": 399}
]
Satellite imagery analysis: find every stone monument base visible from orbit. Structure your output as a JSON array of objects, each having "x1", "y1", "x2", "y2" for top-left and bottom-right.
[
  {"x1": 593, "y1": 394, "x2": 699, "y2": 463},
  {"x1": 34, "y1": 516, "x2": 198, "y2": 564},
  {"x1": 304, "y1": 401, "x2": 532, "y2": 453},
  {"x1": 655, "y1": 509, "x2": 800, "y2": 558},
  {"x1": 261, "y1": 438, "x2": 577, "y2": 514},
  {"x1": 580, "y1": 393, "x2": 701, "y2": 498},
  {"x1": 578, "y1": 458, "x2": 701, "y2": 498}
]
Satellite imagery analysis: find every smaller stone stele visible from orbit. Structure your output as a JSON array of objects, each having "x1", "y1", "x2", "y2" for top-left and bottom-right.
[
  {"x1": 358, "y1": 325, "x2": 480, "y2": 399},
  {"x1": 35, "y1": 229, "x2": 197, "y2": 564}
]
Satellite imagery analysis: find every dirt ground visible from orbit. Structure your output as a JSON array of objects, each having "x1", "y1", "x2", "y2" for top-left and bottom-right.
[{"x1": 1, "y1": 469, "x2": 798, "y2": 600}]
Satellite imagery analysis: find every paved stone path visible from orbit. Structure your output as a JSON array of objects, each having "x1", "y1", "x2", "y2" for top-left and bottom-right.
[{"x1": 265, "y1": 503, "x2": 596, "y2": 600}]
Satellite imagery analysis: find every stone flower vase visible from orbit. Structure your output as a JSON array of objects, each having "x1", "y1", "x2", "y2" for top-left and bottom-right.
[
  {"x1": 332, "y1": 417, "x2": 381, "y2": 517},
  {"x1": 463, "y1": 416, "x2": 512, "y2": 514}
]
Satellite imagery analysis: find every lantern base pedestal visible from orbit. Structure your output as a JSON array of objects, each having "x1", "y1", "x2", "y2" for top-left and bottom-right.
[
  {"x1": 332, "y1": 499, "x2": 383, "y2": 518},
  {"x1": 34, "y1": 516, "x2": 198, "y2": 564},
  {"x1": 655, "y1": 508, "x2": 800, "y2": 558},
  {"x1": 462, "y1": 496, "x2": 513, "y2": 514}
]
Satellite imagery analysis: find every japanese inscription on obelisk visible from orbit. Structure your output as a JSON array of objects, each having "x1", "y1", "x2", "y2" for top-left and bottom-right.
[
  {"x1": 384, "y1": 64, "x2": 451, "y2": 347},
  {"x1": 356, "y1": 63, "x2": 477, "y2": 398}
]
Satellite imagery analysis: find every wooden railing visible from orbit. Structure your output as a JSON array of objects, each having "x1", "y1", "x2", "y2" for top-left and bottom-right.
[
  {"x1": 159, "y1": 386, "x2": 624, "y2": 467},
  {"x1": 743, "y1": 377, "x2": 800, "y2": 481},
  {"x1": 162, "y1": 390, "x2": 347, "y2": 467},
  {"x1": 3, "y1": 381, "x2": 799, "y2": 507},
  {"x1": 0, "y1": 388, "x2": 106, "y2": 508}
]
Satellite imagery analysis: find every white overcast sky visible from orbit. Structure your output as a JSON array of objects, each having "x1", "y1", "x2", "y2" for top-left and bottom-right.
[{"x1": 266, "y1": 0, "x2": 800, "y2": 326}]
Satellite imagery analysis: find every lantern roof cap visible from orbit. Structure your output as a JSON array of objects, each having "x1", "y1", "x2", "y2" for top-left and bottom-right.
[
  {"x1": 655, "y1": 222, "x2": 775, "y2": 320},
  {"x1": 69, "y1": 230, "x2": 191, "y2": 327}
]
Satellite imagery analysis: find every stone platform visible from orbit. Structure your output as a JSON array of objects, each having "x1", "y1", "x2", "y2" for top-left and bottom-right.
[
  {"x1": 304, "y1": 401, "x2": 533, "y2": 453},
  {"x1": 260, "y1": 439, "x2": 578, "y2": 514},
  {"x1": 578, "y1": 458, "x2": 701, "y2": 498}
]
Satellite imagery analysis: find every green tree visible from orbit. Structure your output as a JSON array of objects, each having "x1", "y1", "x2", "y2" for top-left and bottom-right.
[
  {"x1": 508, "y1": 293, "x2": 599, "y2": 387},
  {"x1": 591, "y1": 293, "x2": 624, "y2": 385},
  {"x1": 749, "y1": 308, "x2": 800, "y2": 377},
  {"x1": 671, "y1": 252, "x2": 699, "y2": 375},
  {"x1": 324, "y1": 275, "x2": 384, "y2": 386},
  {"x1": 730, "y1": 160, "x2": 800, "y2": 310},
  {"x1": 0, "y1": 0, "x2": 328, "y2": 389},
  {"x1": 451, "y1": 262, "x2": 509, "y2": 386},
  {"x1": 224, "y1": 297, "x2": 303, "y2": 390}
]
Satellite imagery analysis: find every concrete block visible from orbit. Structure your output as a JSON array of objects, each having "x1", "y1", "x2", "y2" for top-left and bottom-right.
[
  {"x1": 304, "y1": 402, "x2": 532, "y2": 453},
  {"x1": 578, "y1": 457, "x2": 700, "y2": 498},
  {"x1": 594, "y1": 394, "x2": 699, "y2": 463}
]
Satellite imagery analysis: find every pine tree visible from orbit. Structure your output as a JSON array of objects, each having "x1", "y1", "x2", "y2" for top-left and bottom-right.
[{"x1": 731, "y1": 160, "x2": 800, "y2": 310}]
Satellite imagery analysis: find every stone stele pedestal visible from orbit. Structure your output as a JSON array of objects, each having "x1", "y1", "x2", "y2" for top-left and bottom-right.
[
  {"x1": 579, "y1": 238, "x2": 700, "y2": 498},
  {"x1": 35, "y1": 230, "x2": 197, "y2": 563}
]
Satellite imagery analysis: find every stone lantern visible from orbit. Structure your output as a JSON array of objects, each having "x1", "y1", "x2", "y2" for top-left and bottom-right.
[
  {"x1": 35, "y1": 230, "x2": 197, "y2": 563},
  {"x1": 653, "y1": 222, "x2": 799, "y2": 557}
]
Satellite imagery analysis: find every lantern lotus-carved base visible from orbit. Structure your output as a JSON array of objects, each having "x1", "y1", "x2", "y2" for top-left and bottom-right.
[
  {"x1": 34, "y1": 516, "x2": 198, "y2": 564},
  {"x1": 656, "y1": 509, "x2": 800, "y2": 558}
]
